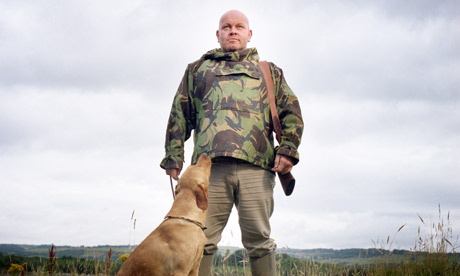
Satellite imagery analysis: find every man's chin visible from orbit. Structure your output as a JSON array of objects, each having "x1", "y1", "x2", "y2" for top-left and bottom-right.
[{"x1": 222, "y1": 45, "x2": 246, "y2": 52}]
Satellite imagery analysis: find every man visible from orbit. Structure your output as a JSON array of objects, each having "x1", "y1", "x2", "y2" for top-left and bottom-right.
[{"x1": 160, "y1": 10, "x2": 303, "y2": 275}]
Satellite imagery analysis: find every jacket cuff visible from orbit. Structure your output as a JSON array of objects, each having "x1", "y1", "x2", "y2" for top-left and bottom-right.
[
  {"x1": 275, "y1": 145, "x2": 300, "y2": 165},
  {"x1": 160, "y1": 155, "x2": 184, "y2": 170}
]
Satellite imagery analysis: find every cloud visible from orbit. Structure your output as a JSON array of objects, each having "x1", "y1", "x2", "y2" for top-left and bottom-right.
[
  {"x1": 0, "y1": 0, "x2": 459, "y2": 250},
  {"x1": 0, "y1": 87, "x2": 169, "y2": 150},
  {"x1": 363, "y1": 0, "x2": 460, "y2": 19},
  {"x1": 0, "y1": 1, "x2": 212, "y2": 90},
  {"x1": 276, "y1": 3, "x2": 460, "y2": 103}
]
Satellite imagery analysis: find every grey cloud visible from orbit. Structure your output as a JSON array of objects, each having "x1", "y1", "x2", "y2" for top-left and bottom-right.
[
  {"x1": 368, "y1": 0, "x2": 460, "y2": 19},
  {"x1": 303, "y1": 20, "x2": 457, "y2": 102},
  {"x1": 255, "y1": 1, "x2": 460, "y2": 104},
  {"x1": 0, "y1": 88, "x2": 170, "y2": 152},
  {"x1": 0, "y1": 1, "x2": 211, "y2": 90},
  {"x1": 1, "y1": 0, "x2": 459, "y2": 250}
]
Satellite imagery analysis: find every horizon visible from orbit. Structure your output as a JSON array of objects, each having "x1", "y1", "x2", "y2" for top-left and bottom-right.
[
  {"x1": 1, "y1": 0, "x2": 459, "y2": 250},
  {"x1": 0, "y1": 243, "x2": 433, "y2": 252}
]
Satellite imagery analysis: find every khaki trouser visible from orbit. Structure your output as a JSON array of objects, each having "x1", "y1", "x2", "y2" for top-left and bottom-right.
[{"x1": 203, "y1": 157, "x2": 277, "y2": 258}]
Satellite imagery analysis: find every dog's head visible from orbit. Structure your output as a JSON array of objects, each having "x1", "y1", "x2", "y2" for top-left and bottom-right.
[{"x1": 175, "y1": 154, "x2": 212, "y2": 210}]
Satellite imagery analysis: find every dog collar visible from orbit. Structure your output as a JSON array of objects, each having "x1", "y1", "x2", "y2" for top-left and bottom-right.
[{"x1": 163, "y1": 216, "x2": 207, "y2": 231}]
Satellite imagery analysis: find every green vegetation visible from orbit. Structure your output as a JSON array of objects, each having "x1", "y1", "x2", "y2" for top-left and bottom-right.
[
  {"x1": 1, "y1": 205, "x2": 458, "y2": 275},
  {"x1": 0, "y1": 253, "x2": 124, "y2": 275},
  {"x1": 0, "y1": 246, "x2": 458, "y2": 275}
]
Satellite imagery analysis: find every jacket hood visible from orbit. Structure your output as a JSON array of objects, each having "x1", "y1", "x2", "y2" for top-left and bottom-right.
[{"x1": 202, "y1": 48, "x2": 259, "y2": 63}]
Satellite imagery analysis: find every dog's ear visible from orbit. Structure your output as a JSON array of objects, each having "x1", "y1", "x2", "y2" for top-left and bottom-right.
[{"x1": 194, "y1": 184, "x2": 208, "y2": 210}]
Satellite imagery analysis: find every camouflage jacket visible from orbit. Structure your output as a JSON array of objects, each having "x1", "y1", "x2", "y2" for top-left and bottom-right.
[{"x1": 160, "y1": 48, "x2": 303, "y2": 170}]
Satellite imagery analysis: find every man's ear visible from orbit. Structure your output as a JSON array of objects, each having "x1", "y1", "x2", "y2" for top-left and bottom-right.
[
  {"x1": 194, "y1": 184, "x2": 208, "y2": 210},
  {"x1": 248, "y1": 29, "x2": 253, "y2": 42}
]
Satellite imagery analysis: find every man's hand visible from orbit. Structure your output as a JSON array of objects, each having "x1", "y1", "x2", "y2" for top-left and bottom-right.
[
  {"x1": 271, "y1": 154, "x2": 294, "y2": 175},
  {"x1": 166, "y1": 168, "x2": 182, "y2": 180}
]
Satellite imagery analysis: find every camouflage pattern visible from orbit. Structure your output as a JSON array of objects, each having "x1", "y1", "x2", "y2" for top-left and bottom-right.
[{"x1": 160, "y1": 48, "x2": 303, "y2": 170}]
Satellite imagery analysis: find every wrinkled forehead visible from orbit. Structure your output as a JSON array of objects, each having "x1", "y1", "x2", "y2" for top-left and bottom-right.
[{"x1": 219, "y1": 11, "x2": 250, "y2": 28}]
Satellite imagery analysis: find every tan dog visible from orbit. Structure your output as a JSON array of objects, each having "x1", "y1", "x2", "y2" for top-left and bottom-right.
[{"x1": 117, "y1": 154, "x2": 212, "y2": 276}]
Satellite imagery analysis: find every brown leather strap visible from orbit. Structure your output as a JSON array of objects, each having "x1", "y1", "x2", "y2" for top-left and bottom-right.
[
  {"x1": 259, "y1": 61, "x2": 282, "y2": 143},
  {"x1": 259, "y1": 61, "x2": 296, "y2": 196}
]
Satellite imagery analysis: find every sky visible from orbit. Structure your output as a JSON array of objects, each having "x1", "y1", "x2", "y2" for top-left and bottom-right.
[{"x1": 1, "y1": 0, "x2": 459, "y2": 251}]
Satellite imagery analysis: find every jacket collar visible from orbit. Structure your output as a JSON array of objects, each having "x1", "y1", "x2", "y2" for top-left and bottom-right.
[{"x1": 202, "y1": 48, "x2": 259, "y2": 63}]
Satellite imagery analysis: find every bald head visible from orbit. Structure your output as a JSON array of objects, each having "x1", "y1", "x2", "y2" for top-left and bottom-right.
[
  {"x1": 216, "y1": 10, "x2": 253, "y2": 52},
  {"x1": 219, "y1": 10, "x2": 250, "y2": 29}
]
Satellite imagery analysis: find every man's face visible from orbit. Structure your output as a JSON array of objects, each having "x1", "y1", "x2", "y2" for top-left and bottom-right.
[{"x1": 216, "y1": 11, "x2": 252, "y2": 52}]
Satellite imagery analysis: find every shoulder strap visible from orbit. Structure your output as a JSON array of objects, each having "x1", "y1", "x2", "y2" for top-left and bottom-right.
[
  {"x1": 259, "y1": 61, "x2": 282, "y2": 143},
  {"x1": 259, "y1": 61, "x2": 296, "y2": 196}
]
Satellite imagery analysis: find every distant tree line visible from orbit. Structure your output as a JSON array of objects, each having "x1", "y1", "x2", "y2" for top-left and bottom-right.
[{"x1": 0, "y1": 253, "x2": 124, "y2": 275}]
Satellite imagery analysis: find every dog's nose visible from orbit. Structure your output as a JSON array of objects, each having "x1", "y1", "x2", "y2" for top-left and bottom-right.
[{"x1": 197, "y1": 153, "x2": 211, "y2": 166}]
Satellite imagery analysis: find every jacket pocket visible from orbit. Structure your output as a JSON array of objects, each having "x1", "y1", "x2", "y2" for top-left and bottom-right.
[{"x1": 209, "y1": 70, "x2": 262, "y2": 114}]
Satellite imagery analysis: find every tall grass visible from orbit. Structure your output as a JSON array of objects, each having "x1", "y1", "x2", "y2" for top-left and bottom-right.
[
  {"x1": 2, "y1": 206, "x2": 458, "y2": 275},
  {"x1": 364, "y1": 204, "x2": 459, "y2": 275},
  {"x1": 212, "y1": 205, "x2": 459, "y2": 275},
  {"x1": 211, "y1": 249, "x2": 355, "y2": 275}
]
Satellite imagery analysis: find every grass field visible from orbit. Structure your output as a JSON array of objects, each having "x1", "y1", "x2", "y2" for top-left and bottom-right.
[{"x1": 2, "y1": 205, "x2": 458, "y2": 275}]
